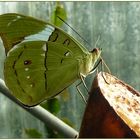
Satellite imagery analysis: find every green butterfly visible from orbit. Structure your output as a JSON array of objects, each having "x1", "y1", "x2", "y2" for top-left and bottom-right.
[{"x1": 0, "y1": 13, "x2": 101, "y2": 106}]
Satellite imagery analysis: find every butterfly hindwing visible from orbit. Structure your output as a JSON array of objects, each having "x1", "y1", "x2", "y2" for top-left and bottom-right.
[
  {"x1": 4, "y1": 41, "x2": 80, "y2": 106},
  {"x1": 5, "y1": 41, "x2": 46, "y2": 105},
  {"x1": 46, "y1": 41, "x2": 80, "y2": 98}
]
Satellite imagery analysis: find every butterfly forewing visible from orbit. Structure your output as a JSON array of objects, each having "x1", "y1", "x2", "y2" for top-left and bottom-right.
[
  {"x1": 46, "y1": 42, "x2": 79, "y2": 96},
  {"x1": 0, "y1": 13, "x2": 47, "y2": 53},
  {"x1": 48, "y1": 28, "x2": 88, "y2": 57},
  {"x1": 0, "y1": 13, "x2": 88, "y2": 56}
]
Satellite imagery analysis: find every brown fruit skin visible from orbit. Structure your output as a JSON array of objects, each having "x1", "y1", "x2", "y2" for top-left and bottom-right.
[{"x1": 79, "y1": 77, "x2": 138, "y2": 138}]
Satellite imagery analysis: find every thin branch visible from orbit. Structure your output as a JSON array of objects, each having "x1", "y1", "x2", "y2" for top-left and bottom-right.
[{"x1": 0, "y1": 79, "x2": 78, "y2": 138}]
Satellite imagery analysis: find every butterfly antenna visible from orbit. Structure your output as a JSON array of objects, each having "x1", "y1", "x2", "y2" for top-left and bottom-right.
[
  {"x1": 57, "y1": 16, "x2": 91, "y2": 47},
  {"x1": 94, "y1": 35, "x2": 101, "y2": 48}
]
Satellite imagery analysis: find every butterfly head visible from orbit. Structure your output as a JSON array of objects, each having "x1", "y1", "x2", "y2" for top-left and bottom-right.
[
  {"x1": 79, "y1": 48, "x2": 102, "y2": 77},
  {"x1": 91, "y1": 48, "x2": 102, "y2": 61}
]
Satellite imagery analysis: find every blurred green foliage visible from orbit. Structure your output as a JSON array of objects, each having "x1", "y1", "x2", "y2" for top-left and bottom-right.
[
  {"x1": 24, "y1": 128, "x2": 43, "y2": 138},
  {"x1": 51, "y1": 2, "x2": 67, "y2": 26}
]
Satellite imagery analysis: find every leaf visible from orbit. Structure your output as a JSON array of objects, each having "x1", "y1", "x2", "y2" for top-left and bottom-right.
[
  {"x1": 25, "y1": 128, "x2": 43, "y2": 138},
  {"x1": 60, "y1": 89, "x2": 70, "y2": 102},
  {"x1": 51, "y1": 2, "x2": 67, "y2": 26},
  {"x1": 61, "y1": 117, "x2": 75, "y2": 128},
  {"x1": 41, "y1": 98, "x2": 61, "y2": 115}
]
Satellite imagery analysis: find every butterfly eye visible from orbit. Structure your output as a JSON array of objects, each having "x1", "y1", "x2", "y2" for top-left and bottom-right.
[
  {"x1": 92, "y1": 48, "x2": 98, "y2": 52},
  {"x1": 91, "y1": 48, "x2": 102, "y2": 54},
  {"x1": 24, "y1": 60, "x2": 32, "y2": 65}
]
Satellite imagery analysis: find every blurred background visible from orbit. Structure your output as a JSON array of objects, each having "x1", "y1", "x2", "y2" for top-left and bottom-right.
[{"x1": 0, "y1": 1, "x2": 140, "y2": 138}]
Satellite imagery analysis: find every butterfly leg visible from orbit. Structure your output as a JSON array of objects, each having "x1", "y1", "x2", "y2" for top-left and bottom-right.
[
  {"x1": 100, "y1": 57, "x2": 111, "y2": 84},
  {"x1": 76, "y1": 80, "x2": 87, "y2": 104},
  {"x1": 100, "y1": 56, "x2": 111, "y2": 74},
  {"x1": 90, "y1": 58, "x2": 110, "y2": 84},
  {"x1": 80, "y1": 74, "x2": 89, "y2": 93}
]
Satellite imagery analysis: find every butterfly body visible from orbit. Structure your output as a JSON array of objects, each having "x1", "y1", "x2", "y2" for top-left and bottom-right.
[{"x1": 1, "y1": 13, "x2": 101, "y2": 106}]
